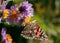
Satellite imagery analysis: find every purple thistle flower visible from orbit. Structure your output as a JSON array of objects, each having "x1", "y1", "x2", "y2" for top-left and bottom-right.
[
  {"x1": 1, "y1": 28, "x2": 12, "y2": 43},
  {"x1": 19, "y1": 1, "x2": 33, "y2": 16},
  {"x1": 5, "y1": 34, "x2": 13, "y2": 43},
  {"x1": 1, "y1": 1, "x2": 7, "y2": 10},
  {"x1": 6, "y1": 5, "x2": 20, "y2": 24}
]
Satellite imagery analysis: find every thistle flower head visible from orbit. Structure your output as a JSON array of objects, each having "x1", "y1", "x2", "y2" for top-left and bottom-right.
[
  {"x1": 5, "y1": 34, "x2": 13, "y2": 43},
  {"x1": 1, "y1": 28, "x2": 12, "y2": 43},
  {"x1": 19, "y1": 1, "x2": 33, "y2": 16},
  {"x1": 6, "y1": 5, "x2": 20, "y2": 24}
]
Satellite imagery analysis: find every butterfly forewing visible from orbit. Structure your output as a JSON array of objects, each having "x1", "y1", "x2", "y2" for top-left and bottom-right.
[{"x1": 21, "y1": 20, "x2": 36, "y2": 39}]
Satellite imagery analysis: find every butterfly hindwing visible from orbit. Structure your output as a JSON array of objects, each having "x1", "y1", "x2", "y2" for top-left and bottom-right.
[{"x1": 21, "y1": 20, "x2": 48, "y2": 41}]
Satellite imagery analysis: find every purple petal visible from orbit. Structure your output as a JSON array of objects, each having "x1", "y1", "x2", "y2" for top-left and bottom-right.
[
  {"x1": 10, "y1": 5, "x2": 18, "y2": 10},
  {"x1": 0, "y1": 17, "x2": 2, "y2": 22},
  {"x1": 5, "y1": 40, "x2": 12, "y2": 43},
  {"x1": 1, "y1": 28, "x2": 6, "y2": 40},
  {"x1": 1, "y1": 1, "x2": 7, "y2": 10}
]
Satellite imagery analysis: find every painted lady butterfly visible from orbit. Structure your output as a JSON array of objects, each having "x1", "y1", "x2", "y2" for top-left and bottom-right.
[{"x1": 21, "y1": 20, "x2": 48, "y2": 41}]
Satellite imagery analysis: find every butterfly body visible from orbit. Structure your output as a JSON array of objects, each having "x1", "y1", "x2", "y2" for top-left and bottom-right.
[{"x1": 21, "y1": 20, "x2": 48, "y2": 41}]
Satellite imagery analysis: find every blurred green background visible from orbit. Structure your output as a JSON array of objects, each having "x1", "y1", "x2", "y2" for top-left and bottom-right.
[{"x1": 0, "y1": 0, "x2": 60, "y2": 43}]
